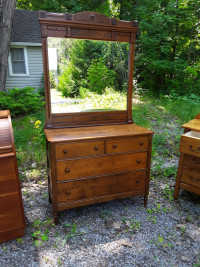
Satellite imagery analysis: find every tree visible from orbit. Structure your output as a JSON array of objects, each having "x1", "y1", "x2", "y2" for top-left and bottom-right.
[{"x1": 0, "y1": 0, "x2": 17, "y2": 91}]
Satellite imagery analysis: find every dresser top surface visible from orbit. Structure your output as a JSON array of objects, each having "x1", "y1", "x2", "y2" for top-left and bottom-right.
[
  {"x1": 182, "y1": 119, "x2": 200, "y2": 132},
  {"x1": 44, "y1": 123, "x2": 153, "y2": 143}
]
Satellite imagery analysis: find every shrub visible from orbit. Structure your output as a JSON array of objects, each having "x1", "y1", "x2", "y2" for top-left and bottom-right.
[
  {"x1": 87, "y1": 58, "x2": 116, "y2": 94},
  {"x1": 0, "y1": 87, "x2": 44, "y2": 117},
  {"x1": 57, "y1": 64, "x2": 76, "y2": 97}
]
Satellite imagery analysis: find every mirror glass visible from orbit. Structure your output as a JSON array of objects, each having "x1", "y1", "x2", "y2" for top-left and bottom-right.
[{"x1": 48, "y1": 38, "x2": 129, "y2": 114}]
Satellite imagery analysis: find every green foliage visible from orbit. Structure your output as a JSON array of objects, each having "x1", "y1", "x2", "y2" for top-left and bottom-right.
[
  {"x1": 49, "y1": 71, "x2": 56, "y2": 89},
  {"x1": 0, "y1": 87, "x2": 44, "y2": 117},
  {"x1": 57, "y1": 63, "x2": 76, "y2": 97},
  {"x1": 87, "y1": 58, "x2": 116, "y2": 94}
]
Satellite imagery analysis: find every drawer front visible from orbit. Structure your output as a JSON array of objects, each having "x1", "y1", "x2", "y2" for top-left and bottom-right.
[
  {"x1": 183, "y1": 154, "x2": 200, "y2": 170},
  {"x1": 180, "y1": 135, "x2": 200, "y2": 157},
  {"x1": 57, "y1": 170, "x2": 146, "y2": 203},
  {"x1": 106, "y1": 136, "x2": 148, "y2": 154},
  {"x1": 0, "y1": 180, "x2": 18, "y2": 195},
  {"x1": 0, "y1": 208, "x2": 24, "y2": 233},
  {"x1": 0, "y1": 157, "x2": 16, "y2": 182},
  {"x1": 56, "y1": 141, "x2": 104, "y2": 159},
  {"x1": 181, "y1": 167, "x2": 200, "y2": 188},
  {"x1": 0, "y1": 193, "x2": 21, "y2": 213},
  {"x1": 57, "y1": 152, "x2": 147, "y2": 181}
]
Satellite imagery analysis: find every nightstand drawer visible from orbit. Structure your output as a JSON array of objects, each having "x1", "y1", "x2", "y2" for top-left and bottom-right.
[
  {"x1": 181, "y1": 167, "x2": 200, "y2": 188},
  {"x1": 56, "y1": 152, "x2": 147, "y2": 181},
  {"x1": 105, "y1": 136, "x2": 148, "y2": 154},
  {"x1": 180, "y1": 131, "x2": 200, "y2": 157},
  {"x1": 0, "y1": 193, "x2": 21, "y2": 213},
  {"x1": 57, "y1": 171, "x2": 146, "y2": 203},
  {"x1": 183, "y1": 154, "x2": 200, "y2": 170},
  {"x1": 56, "y1": 141, "x2": 104, "y2": 159}
]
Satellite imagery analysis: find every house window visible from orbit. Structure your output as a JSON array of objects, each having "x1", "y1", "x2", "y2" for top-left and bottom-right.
[{"x1": 9, "y1": 47, "x2": 29, "y2": 76}]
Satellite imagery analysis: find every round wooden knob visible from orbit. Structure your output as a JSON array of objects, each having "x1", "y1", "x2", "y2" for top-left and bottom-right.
[
  {"x1": 65, "y1": 168, "x2": 70, "y2": 173},
  {"x1": 94, "y1": 146, "x2": 98, "y2": 151},
  {"x1": 140, "y1": 142, "x2": 144, "y2": 146},
  {"x1": 113, "y1": 144, "x2": 117, "y2": 149},
  {"x1": 63, "y1": 149, "x2": 68, "y2": 154},
  {"x1": 137, "y1": 159, "x2": 141, "y2": 163},
  {"x1": 136, "y1": 179, "x2": 140, "y2": 183},
  {"x1": 66, "y1": 190, "x2": 70, "y2": 195}
]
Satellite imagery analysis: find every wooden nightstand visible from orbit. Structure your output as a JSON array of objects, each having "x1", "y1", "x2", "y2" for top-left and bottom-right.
[{"x1": 174, "y1": 114, "x2": 200, "y2": 199}]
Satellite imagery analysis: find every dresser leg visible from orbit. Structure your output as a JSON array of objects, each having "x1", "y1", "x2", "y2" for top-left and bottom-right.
[
  {"x1": 174, "y1": 153, "x2": 184, "y2": 200},
  {"x1": 54, "y1": 213, "x2": 58, "y2": 225},
  {"x1": 144, "y1": 195, "x2": 148, "y2": 207}
]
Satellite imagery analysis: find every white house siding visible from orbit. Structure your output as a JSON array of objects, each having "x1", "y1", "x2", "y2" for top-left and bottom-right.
[{"x1": 6, "y1": 46, "x2": 43, "y2": 90}]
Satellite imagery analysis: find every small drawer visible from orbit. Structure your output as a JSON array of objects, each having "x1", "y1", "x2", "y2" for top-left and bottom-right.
[
  {"x1": 0, "y1": 193, "x2": 21, "y2": 213},
  {"x1": 57, "y1": 170, "x2": 146, "y2": 203},
  {"x1": 183, "y1": 154, "x2": 200, "y2": 170},
  {"x1": 0, "y1": 208, "x2": 24, "y2": 232},
  {"x1": 105, "y1": 136, "x2": 148, "y2": 154},
  {"x1": 0, "y1": 157, "x2": 16, "y2": 182},
  {"x1": 56, "y1": 152, "x2": 147, "y2": 181},
  {"x1": 181, "y1": 167, "x2": 200, "y2": 188},
  {"x1": 180, "y1": 131, "x2": 200, "y2": 157},
  {"x1": 0, "y1": 180, "x2": 18, "y2": 195},
  {"x1": 56, "y1": 141, "x2": 104, "y2": 159}
]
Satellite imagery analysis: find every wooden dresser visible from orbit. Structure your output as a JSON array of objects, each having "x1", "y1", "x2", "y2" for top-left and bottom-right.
[
  {"x1": 0, "y1": 110, "x2": 26, "y2": 242},
  {"x1": 174, "y1": 114, "x2": 200, "y2": 199},
  {"x1": 45, "y1": 124, "x2": 153, "y2": 224}
]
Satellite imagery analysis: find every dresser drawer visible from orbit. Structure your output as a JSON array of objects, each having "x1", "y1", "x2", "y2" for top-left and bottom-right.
[
  {"x1": 0, "y1": 208, "x2": 24, "y2": 233},
  {"x1": 0, "y1": 193, "x2": 21, "y2": 213},
  {"x1": 183, "y1": 154, "x2": 200, "y2": 170},
  {"x1": 57, "y1": 152, "x2": 147, "y2": 181},
  {"x1": 0, "y1": 180, "x2": 18, "y2": 195},
  {"x1": 181, "y1": 167, "x2": 200, "y2": 188},
  {"x1": 180, "y1": 131, "x2": 200, "y2": 157},
  {"x1": 56, "y1": 141, "x2": 104, "y2": 159},
  {"x1": 57, "y1": 170, "x2": 146, "y2": 203},
  {"x1": 0, "y1": 157, "x2": 16, "y2": 182},
  {"x1": 105, "y1": 136, "x2": 148, "y2": 154}
]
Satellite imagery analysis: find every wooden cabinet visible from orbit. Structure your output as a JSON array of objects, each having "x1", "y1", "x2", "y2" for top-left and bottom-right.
[
  {"x1": 0, "y1": 110, "x2": 25, "y2": 242},
  {"x1": 45, "y1": 124, "x2": 153, "y2": 224},
  {"x1": 174, "y1": 114, "x2": 200, "y2": 199}
]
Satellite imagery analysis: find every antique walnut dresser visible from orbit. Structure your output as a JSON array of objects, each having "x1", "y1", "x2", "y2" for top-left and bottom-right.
[
  {"x1": 0, "y1": 110, "x2": 25, "y2": 242},
  {"x1": 39, "y1": 11, "x2": 154, "y2": 224},
  {"x1": 174, "y1": 113, "x2": 200, "y2": 199}
]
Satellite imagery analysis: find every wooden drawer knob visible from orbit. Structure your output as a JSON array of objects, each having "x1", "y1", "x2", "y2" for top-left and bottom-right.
[
  {"x1": 140, "y1": 141, "x2": 144, "y2": 146},
  {"x1": 136, "y1": 179, "x2": 140, "y2": 183},
  {"x1": 190, "y1": 176, "x2": 200, "y2": 183},
  {"x1": 65, "y1": 168, "x2": 70, "y2": 173},
  {"x1": 66, "y1": 190, "x2": 70, "y2": 195},
  {"x1": 137, "y1": 159, "x2": 141, "y2": 163},
  {"x1": 94, "y1": 146, "x2": 99, "y2": 151},
  {"x1": 113, "y1": 144, "x2": 117, "y2": 149},
  {"x1": 63, "y1": 149, "x2": 68, "y2": 154}
]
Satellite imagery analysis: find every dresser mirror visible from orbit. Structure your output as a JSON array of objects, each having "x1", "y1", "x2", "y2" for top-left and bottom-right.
[{"x1": 48, "y1": 38, "x2": 129, "y2": 114}]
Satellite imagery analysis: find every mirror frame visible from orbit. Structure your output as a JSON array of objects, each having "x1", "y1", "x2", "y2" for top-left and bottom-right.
[{"x1": 39, "y1": 11, "x2": 138, "y2": 128}]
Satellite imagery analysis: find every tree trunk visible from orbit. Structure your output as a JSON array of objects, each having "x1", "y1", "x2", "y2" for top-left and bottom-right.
[{"x1": 0, "y1": 0, "x2": 17, "y2": 91}]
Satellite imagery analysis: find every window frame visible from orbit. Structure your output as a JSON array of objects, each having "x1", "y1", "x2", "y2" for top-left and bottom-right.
[{"x1": 8, "y1": 46, "x2": 29, "y2": 76}]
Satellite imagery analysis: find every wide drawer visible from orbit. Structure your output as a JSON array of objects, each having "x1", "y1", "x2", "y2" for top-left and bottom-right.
[
  {"x1": 0, "y1": 208, "x2": 24, "y2": 233},
  {"x1": 57, "y1": 170, "x2": 146, "y2": 203},
  {"x1": 183, "y1": 154, "x2": 200, "y2": 170},
  {"x1": 56, "y1": 140, "x2": 104, "y2": 159},
  {"x1": 180, "y1": 131, "x2": 200, "y2": 157},
  {"x1": 0, "y1": 156, "x2": 16, "y2": 182},
  {"x1": 0, "y1": 193, "x2": 21, "y2": 213},
  {"x1": 106, "y1": 136, "x2": 148, "y2": 154},
  {"x1": 56, "y1": 152, "x2": 147, "y2": 181},
  {"x1": 181, "y1": 167, "x2": 200, "y2": 188}
]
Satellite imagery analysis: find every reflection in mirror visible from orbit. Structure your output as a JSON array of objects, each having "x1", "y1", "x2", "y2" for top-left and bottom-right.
[{"x1": 48, "y1": 38, "x2": 129, "y2": 114}]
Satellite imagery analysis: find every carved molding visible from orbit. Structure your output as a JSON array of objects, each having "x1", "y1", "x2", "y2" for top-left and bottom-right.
[{"x1": 47, "y1": 26, "x2": 66, "y2": 31}]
